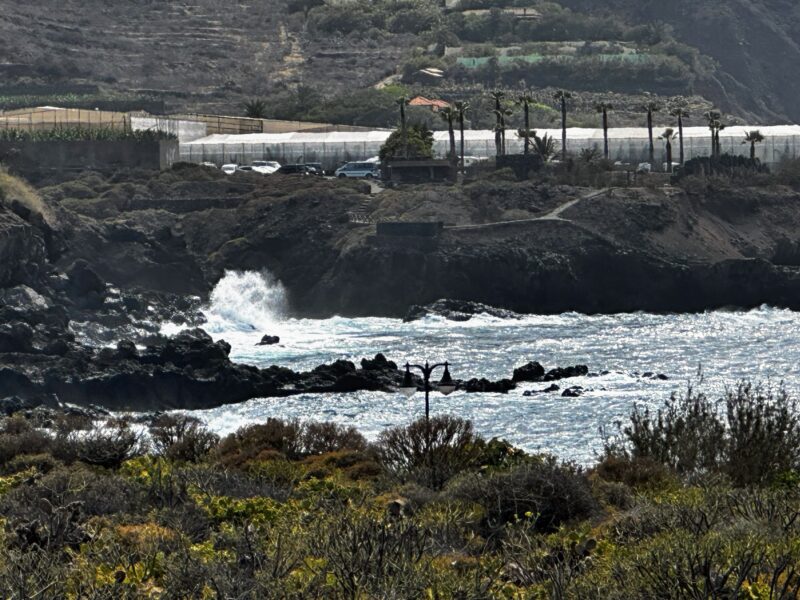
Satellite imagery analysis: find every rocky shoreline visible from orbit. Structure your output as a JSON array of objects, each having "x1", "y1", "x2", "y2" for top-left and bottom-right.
[{"x1": 0, "y1": 166, "x2": 794, "y2": 413}]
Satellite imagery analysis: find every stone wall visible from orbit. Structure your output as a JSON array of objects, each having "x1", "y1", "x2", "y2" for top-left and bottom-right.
[{"x1": 0, "y1": 140, "x2": 178, "y2": 179}]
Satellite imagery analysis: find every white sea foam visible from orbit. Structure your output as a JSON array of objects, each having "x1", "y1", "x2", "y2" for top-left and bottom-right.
[{"x1": 202, "y1": 270, "x2": 288, "y2": 333}]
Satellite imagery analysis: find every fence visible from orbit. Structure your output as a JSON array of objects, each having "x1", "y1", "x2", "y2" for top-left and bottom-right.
[
  {"x1": 173, "y1": 113, "x2": 382, "y2": 135},
  {"x1": 0, "y1": 107, "x2": 132, "y2": 133}
]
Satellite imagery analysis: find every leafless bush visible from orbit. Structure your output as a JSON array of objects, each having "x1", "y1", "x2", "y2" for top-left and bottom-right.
[
  {"x1": 300, "y1": 421, "x2": 367, "y2": 455},
  {"x1": 55, "y1": 419, "x2": 141, "y2": 469},
  {"x1": 149, "y1": 414, "x2": 219, "y2": 462},
  {"x1": 376, "y1": 415, "x2": 483, "y2": 489}
]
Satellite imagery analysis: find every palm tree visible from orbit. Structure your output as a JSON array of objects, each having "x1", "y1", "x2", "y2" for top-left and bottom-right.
[
  {"x1": 494, "y1": 107, "x2": 513, "y2": 156},
  {"x1": 532, "y1": 131, "x2": 558, "y2": 163},
  {"x1": 489, "y1": 90, "x2": 505, "y2": 157},
  {"x1": 454, "y1": 101, "x2": 469, "y2": 174},
  {"x1": 643, "y1": 96, "x2": 661, "y2": 165},
  {"x1": 517, "y1": 128, "x2": 535, "y2": 154},
  {"x1": 396, "y1": 96, "x2": 410, "y2": 159},
  {"x1": 595, "y1": 102, "x2": 613, "y2": 159},
  {"x1": 243, "y1": 99, "x2": 267, "y2": 119},
  {"x1": 554, "y1": 90, "x2": 572, "y2": 161},
  {"x1": 669, "y1": 102, "x2": 690, "y2": 165},
  {"x1": 705, "y1": 110, "x2": 724, "y2": 159},
  {"x1": 660, "y1": 128, "x2": 678, "y2": 172},
  {"x1": 516, "y1": 92, "x2": 535, "y2": 154},
  {"x1": 439, "y1": 106, "x2": 457, "y2": 164},
  {"x1": 743, "y1": 130, "x2": 765, "y2": 160}
]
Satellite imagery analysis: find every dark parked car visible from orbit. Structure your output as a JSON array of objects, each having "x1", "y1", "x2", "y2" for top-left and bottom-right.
[
  {"x1": 276, "y1": 164, "x2": 310, "y2": 175},
  {"x1": 305, "y1": 162, "x2": 324, "y2": 176}
]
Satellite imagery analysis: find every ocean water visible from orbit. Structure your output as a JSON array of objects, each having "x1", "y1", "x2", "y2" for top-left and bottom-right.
[{"x1": 172, "y1": 271, "x2": 800, "y2": 464}]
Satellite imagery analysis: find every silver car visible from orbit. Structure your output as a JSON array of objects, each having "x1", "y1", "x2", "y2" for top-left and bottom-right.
[{"x1": 335, "y1": 162, "x2": 380, "y2": 179}]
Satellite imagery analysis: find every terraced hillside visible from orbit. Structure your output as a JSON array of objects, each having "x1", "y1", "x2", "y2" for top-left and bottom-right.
[
  {"x1": 0, "y1": 0, "x2": 407, "y2": 114},
  {"x1": 1, "y1": 0, "x2": 799, "y2": 124}
]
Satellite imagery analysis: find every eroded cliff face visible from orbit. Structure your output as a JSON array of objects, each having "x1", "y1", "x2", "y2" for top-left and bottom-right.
[
  {"x1": 0, "y1": 204, "x2": 47, "y2": 289},
  {"x1": 4, "y1": 167, "x2": 800, "y2": 321}
]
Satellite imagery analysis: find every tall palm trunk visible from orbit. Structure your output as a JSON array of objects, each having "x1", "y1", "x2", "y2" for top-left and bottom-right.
[
  {"x1": 447, "y1": 117, "x2": 456, "y2": 164},
  {"x1": 647, "y1": 108, "x2": 654, "y2": 165},
  {"x1": 523, "y1": 102, "x2": 530, "y2": 155},
  {"x1": 400, "y1": 102, "x2": 408, "y2": 159},
  {"x1": 494, "y1": 96, "x2": 502, "y2": 157},
  {"x1": 678, "y1": 114, "x2": 684, "y2": 165},
  {"x1": 459, "y1": 112, "x2": 465, "y2": 174},
  {"x1": 666, "y1": 139, "x2": 673, "y2": 172},
  {"x1": 501, "y1": 115, "x2": 507, "y2": 156},
  {"x1": 560, "y1": 97, "x2": 567, "y2": 161},
  {"x1": 750, "y1": 140, "x2": 756, "y2": 160}
]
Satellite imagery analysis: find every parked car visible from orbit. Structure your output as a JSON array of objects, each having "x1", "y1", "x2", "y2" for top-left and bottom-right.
[
  {"x1": 236, "y1": 165, "x2": 254, "y2": 172},
  {"x1": 221, "y1": 164, "x2": 238, "y2": 175},
  {"x1": 276, "y1": 164, "x2": 311, "y2": 175},
  {"x1": 251, "y1": 160, "x2": 281, "y2": 175},
  {"x1": 305, "y1": 162, "x2": 324, "y2": 176},
  {"x1": 335, "y1": 162, "x2": 381, "y2": 178},
  {"x1": 200, "y1": 162, "x2": 217, "y2": 169}
]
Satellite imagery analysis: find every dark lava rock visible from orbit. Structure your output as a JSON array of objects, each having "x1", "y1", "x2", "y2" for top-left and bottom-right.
[
  {"x1": 463, "y1": 378, "x2": 516, "y2": 394},
  {"x1": 361, "y1": 353, "x2": 397, "y2": 371},
  {"x1": 0, "y1": 396, "x2": 26, "y2": 416},
  {"x1": 403, "y1": 299, "x2": 521, "y2": 323},
  {"x1": 561, "y1": 386, "x2": 584, "y2": 398},
  {"x1": 522, "y1": 383, "x2": 560, "y2": 397},
  {"x1": 655, "y1": 374, "x2": 669, "y2": 380},
  {"x1": 42, "y1": 339, "x2": 71, "y2": 356},
  {"x1": 66, "y1": 259, "x2": 106, "y2": 300},
  {"x1": 149, "y1": 328, "x2": 231, "y2": 369},
  {"x1": 544, "y1": 365, "x2": 589, "y2": 381},
  {"x1": 512, "y1": 361, "x2": 545, "y2": 382},
  {"x1": 257, "y1": 334, "x2": 280, "y2": 346},
  {"x1": 115, "y1": 340, "x2": 139, "y2": 360},
  {"x1": 0, "y1": 322, "x2": 34, "y2": 353}
]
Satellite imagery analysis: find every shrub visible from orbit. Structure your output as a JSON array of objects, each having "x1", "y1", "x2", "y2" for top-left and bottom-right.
[
  {"x1": 149, "y1": 414, "x2": 219, "y2": 462},
  {"x1": 216, "y1": 419, "x2": 303, "y2": 467},
  {"x1": 56, "y1": 419, "x2": 141, "y2": 469},
  {"x1": 613, "y1": 382, "x2": 800, "y2": 486},
  {"x1": 376, "y1": 415, "x2": 484, "y2": 489},
  {"x1": 300, "y1": 422, "x2": 367, "y2": 455},
  {"x1": 446, "y1": 458, "x2": 598, "y2": 533},
  {"x1": 0, "y1": 418, "x2": 52, "y2": 464}
]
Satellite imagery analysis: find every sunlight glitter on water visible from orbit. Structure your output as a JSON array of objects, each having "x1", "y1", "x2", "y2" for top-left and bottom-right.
[{"x1": 176, "y1": 271, "x2": 800, "y2": 464}]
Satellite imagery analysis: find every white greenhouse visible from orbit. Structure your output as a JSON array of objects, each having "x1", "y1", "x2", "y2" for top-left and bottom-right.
[{"x1": 179, "y1": 125, "x2": 800, "y2": 171}]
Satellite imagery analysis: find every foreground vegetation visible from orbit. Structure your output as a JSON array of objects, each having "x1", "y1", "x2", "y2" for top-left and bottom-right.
[{"x1": 0, "y1": 382, "x2": 799, "y2": 598}]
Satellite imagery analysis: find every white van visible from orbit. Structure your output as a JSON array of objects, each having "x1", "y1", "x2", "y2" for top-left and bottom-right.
[{"x1": 335, "y1": 162, "x2": 381, "y2": 179}]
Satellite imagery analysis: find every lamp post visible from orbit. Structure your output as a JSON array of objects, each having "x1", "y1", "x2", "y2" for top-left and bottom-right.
[{"x1": 398, "y1": 361, "x2": 457, "y2": 422}]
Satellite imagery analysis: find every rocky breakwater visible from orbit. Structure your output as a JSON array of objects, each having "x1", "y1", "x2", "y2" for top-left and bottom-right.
[
  {"x1": 0, "y1": 323, "x2": 416, "y2": 411},
  {"x1": 457, "y1": 360, "x2": 590, "y2": 395}
]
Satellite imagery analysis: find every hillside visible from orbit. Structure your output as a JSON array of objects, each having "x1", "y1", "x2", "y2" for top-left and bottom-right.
[{"x1": 1, "y1": 0, "x2": 799, "y2": 125}]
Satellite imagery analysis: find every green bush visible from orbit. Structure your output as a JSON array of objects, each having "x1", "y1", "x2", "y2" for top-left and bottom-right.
[
  {"x1": 611, "y1": 382, "x2": 800, "y2": 486},
  {"x1": 446, "y1": 458, "x2": 598, "y2": 533}
]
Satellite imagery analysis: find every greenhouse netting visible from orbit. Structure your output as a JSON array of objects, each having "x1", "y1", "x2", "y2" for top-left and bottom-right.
[{"x1": 179, "y1": 126, "x2": 800, "y2": 171}]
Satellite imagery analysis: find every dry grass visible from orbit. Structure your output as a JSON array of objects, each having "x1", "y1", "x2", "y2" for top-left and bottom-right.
[{"x1": 0, "y1": 167, "x2": 53, "y2": 225}]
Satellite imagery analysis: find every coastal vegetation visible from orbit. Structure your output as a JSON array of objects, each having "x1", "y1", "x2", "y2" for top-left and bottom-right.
[{"x1": 0, "y1": 383, "x2": 798, "y2": 597}]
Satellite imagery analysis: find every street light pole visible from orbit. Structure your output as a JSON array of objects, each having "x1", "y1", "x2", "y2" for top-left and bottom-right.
[{"x1": 399, "y1": 361, "x2": 456, "y2": 423}]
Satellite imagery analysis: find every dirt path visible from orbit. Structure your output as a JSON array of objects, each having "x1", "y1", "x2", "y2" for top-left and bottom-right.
[{"x1": 446, "y1": 188, "x2": 609, "y2": 231}]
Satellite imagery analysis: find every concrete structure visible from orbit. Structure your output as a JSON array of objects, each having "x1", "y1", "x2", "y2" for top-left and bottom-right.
[
  {"x1": 0, "y1": 139, "x2": 178, "y2": 178},
  {"x1": 179, "y1": 125, "x2": 800, "y2": 171}
]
